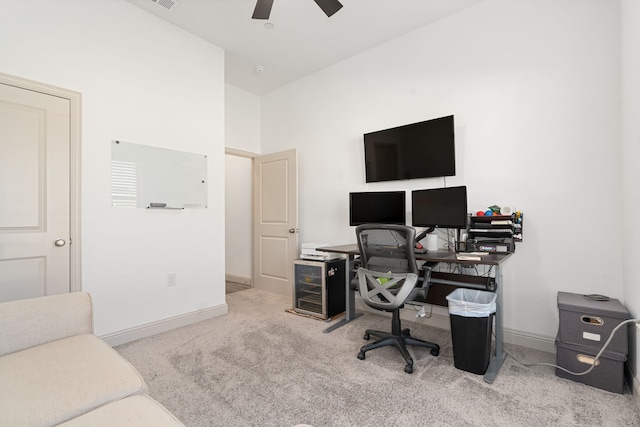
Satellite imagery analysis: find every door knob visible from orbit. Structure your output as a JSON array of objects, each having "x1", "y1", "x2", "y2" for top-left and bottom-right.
[
  {"x1": 54, "y1": 239, "x2": 66, "y2": 247},
  {"x1": 289, "y1": 228, "x2": 299, "y2": 234}
]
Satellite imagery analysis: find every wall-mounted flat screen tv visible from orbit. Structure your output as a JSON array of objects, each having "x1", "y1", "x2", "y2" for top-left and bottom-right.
[
  {"x1": 411, "y1": 186, "x2": 468, "y2": 229},
  {"x1": 349, "y1": 191, "x2": 406, "y2": 226},
  {"x1": 364, "y1": 115, "x2": 455, "y2": 183}
]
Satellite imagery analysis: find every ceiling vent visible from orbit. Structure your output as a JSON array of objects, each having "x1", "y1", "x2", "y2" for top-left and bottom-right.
[{"x1": 149, "y1": 0, "x2": 179, "y2": 11}]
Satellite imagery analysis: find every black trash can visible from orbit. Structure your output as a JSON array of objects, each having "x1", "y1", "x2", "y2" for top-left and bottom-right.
[{"x1": 446, "y1": 289, "x2": 497, "y2": 375}]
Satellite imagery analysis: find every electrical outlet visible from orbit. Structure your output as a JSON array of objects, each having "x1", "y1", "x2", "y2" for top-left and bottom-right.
[{"x1": 167, "y1": 273, "x2": 177, "y2": 287}]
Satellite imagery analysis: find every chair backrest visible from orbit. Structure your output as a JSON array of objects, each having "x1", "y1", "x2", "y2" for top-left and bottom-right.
[
  {"x1": 355, "y1": 224, "x2": 419, "y2": 311},
  {"x1": 355, "y1": 224, "x2": 418, "y2": 275}
]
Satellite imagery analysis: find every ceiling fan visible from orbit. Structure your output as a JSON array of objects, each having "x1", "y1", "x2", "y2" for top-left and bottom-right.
[{"x1": 252, "y1": 0, "x2": 343, "y2": 20}]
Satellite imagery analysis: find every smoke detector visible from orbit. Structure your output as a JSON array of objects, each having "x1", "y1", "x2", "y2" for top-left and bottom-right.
[{"x1": 148, "y1": 0, "x2": 179, "y2": 11}]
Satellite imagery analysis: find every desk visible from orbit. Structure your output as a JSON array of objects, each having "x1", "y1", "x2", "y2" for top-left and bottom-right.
[{"x1": 317, "y1": 244, "x2": 511, "y2": 384}]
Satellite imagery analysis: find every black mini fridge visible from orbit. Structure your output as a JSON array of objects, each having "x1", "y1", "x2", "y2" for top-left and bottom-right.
[{"x1": 293, "y1": 259, "x2": 345, "y2": 320}]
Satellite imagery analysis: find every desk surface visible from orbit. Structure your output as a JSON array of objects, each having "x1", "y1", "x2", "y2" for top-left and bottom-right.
[{"x1": 319, "y1": 244, "x2": 511, "y2": 266}]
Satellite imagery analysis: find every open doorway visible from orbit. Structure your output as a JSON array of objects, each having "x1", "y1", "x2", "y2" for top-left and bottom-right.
[
  {"x1": 225, "y1": 149, "x2": 256, "y2": 293},
  {"x1": 225, "y1": 148, "x2": 298, "y2": 296}
]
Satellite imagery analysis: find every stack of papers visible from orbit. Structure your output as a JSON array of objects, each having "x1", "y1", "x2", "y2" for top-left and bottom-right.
[{"x1": 455, "y1": 251, "x2": 489, "y2": 261}]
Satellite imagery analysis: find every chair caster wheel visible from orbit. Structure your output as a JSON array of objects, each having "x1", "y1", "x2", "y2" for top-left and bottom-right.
[
  {"x1": 430, "y1": 348, "x2": 440, "y2": 357},
  {"x1": 401, "y1": 328, "x2": 410, "y2": 336},
  {"x1": 404, "y1": 364, "x2": 413, "y2": 374},
  {"x1": 363, "y1": 333, "x2": 370, "y2": 340},
  {"x1": 357, "y1": 352, "x2": 366, "y2": 360}
]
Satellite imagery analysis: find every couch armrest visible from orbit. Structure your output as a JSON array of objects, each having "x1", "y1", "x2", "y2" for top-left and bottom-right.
[{"x1": 0, "y1": 292, "x2": 93, "y2": 356}]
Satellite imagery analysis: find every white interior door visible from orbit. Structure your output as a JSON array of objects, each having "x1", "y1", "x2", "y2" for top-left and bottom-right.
[
  {"x1": 253, "y1": 149, "x2": 298, "y2": 296},
  {"x1": 0, "y1": 82, "x2": 71, "y2": 302}
]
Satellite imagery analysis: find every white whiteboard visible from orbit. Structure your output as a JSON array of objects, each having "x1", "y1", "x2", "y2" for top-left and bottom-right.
[{"x1": 111, "y1": 140, "x2": 208, "y2": 209}]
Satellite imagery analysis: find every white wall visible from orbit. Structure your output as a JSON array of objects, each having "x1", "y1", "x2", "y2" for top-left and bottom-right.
[
  {"x1": 621, "y1": 0, "x2": 640, "y2": 390},
  {"x1": 261, "y1": 0, "x2": 623, "y2": 344},
  {"x1": 225, "y1": 84, "x2": 261, "y2": 154},
  {"x1": 0, "y1": 0, "x2": 226, "y2": 336}
]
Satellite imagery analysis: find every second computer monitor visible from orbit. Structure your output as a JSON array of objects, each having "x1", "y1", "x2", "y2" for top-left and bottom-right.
[
  {"x1": 411, "y1": 186, "x2": 468, "y2": 229},
  {"x1": 349, "y1": 191, "x2": 406, "y2": 226}
]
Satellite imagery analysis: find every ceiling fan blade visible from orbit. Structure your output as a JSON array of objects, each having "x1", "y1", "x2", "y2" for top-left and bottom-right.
[
  {"x1": 313, "y1": 0, "x2": 343, "y2": 17},
  {"x1": 252, "y1": 0, "x2": 274, "y2": 20}
]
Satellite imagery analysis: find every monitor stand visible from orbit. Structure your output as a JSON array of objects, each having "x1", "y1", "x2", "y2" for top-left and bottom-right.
[{"x1": 415, "y1": 226, "x2": 435, "y2": 243}]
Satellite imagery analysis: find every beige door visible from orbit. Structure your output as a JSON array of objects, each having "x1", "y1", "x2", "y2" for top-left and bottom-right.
[
  {"x1": 0, "y1": 82, "x2": 71, "y2": 302},
  {"x1": 253, "y1": 149, "x2": 298, "y2": 296}
]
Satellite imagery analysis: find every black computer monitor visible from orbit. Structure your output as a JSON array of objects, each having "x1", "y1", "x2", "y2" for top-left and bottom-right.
[
  {"x1": 411, "y1": 186, "x2": 468, "y2": 229},
  {"x1": 349, "y1": 191, "x2": 406, "y2": 226}
]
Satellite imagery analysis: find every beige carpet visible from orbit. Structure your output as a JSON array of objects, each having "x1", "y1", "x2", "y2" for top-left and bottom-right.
[{"x1": 116, "y1": 288, "x2": 640, "y2": 427}]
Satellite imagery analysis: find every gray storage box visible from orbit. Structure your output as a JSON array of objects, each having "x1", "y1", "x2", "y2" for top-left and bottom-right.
[
  {"x1": 555, "y1": 336, "x2": 627, "y2": 393},
  {"x1": 557, "y1": 292, "x2": 630, "y2": 354}
]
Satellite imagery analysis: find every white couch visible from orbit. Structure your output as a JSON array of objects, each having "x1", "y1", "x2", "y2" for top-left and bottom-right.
[{"x1": 0, "y1": 292, "x2": 184, "y2": 427}]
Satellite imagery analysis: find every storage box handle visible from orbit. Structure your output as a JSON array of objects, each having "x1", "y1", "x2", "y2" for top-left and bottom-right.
[
  {"x1": 576, "y1": 354, "x2": 600, "y2": 366},
  {"x1": 580, "y1": 315, "x2": 604, "y2": 326}
]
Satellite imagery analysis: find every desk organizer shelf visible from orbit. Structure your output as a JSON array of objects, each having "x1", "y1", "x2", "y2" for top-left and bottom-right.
[{"x1": 463, "y1": 214, "x2": 522, "y2": 253}]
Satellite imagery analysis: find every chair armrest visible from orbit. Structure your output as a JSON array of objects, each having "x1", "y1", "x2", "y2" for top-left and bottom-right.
[{"x1": 0, "y1": 292, "x2": 93, "y2": 356}]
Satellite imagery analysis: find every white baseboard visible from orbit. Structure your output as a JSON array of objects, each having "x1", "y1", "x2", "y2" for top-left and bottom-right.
[
  {"x1": 354, "y1": 299, "x2": 556, "y2": 354},
  {"x1": 225, "y1": 274, "x2": 252, "y2": 286},
  {"x1": 502, "y1": 327, "x2": 556, "y2": 353},
  {"x1": 100, "y1": 302, "x2": 228, "y2": 347}
]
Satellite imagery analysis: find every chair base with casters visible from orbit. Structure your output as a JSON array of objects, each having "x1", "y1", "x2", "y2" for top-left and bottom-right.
[
  {"x1": 356, "y1": 266, "x2": 440, "y2": 374},
  {"x1": 357, "y1": 306, "x2": 440, "y2": 374}
]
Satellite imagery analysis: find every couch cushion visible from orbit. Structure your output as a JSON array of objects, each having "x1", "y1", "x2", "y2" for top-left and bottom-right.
[
  {"x1": 57, "y1": 395, "x2": 184, "y2": 427},
  {"x1": 0, "y1": 334, "x2": 147, "y2": 427},
  {"x1": 0, "y1": 292, "x2": 93, "y2": 356}
]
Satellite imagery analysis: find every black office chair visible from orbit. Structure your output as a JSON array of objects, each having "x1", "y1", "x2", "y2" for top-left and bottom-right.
[{"x1": 354, "y1": 224, "x2": 440, "y2": 373}]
